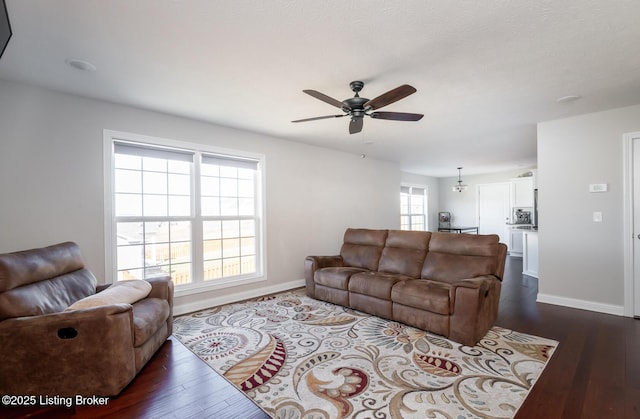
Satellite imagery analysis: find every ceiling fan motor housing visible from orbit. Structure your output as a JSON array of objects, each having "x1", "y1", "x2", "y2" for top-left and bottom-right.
[
  {"x1": 344, "y1": 81, "x2": 369, "y2": 115},
  {"x1": 343, "y1": 97, "x2": 369, "y2": 116}
]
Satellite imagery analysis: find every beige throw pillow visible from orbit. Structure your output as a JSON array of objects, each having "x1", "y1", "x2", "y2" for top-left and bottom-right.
[{"x1": 65, "y1": 279, "x2": 152, "y2": 311}]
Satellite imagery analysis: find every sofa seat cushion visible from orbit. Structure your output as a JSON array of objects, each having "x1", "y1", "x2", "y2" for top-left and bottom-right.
[
  {"x1": 349, "y1": 272, "x2": 411, "y2": 300},
  {"x1": 132, "y1": 298, "x2": 170, "y2": 347},
  {"x1": 315, "y1": 267, "x2": 366, "y2": 290},
  {"x1": 391, "y1": 279, "x2": 453, "y2": 315},
  {"x1": 66, "y1": 280, "x2": 152, "y2": 311}
]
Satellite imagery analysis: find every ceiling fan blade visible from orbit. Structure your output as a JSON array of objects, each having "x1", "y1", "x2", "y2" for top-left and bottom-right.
[
  {"x1": 303, "y1": 90, "x2": 347, "y2": 109},
  {"x1": 364, "y1": 84, "x2": 417, "y2": 110},
  {"x1": 292, "y1": 114, "x2": 346, "y2": 123},
  {"x1": 349, "y1": 117, "x2": 364, "y2": 134},
  {"x1": 370, "y1": 111, "x2": 424, "y2": 121}
]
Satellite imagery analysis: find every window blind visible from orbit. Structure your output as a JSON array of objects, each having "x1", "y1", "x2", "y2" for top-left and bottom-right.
[
  {"x1": 401, "y1": 186, "x2": 425, "y2": 195},
  {"x1": 114, "y1": 141, "x2": 194, "y2": 163},
  {"x1": 201, "y1": 154, "x2": 259, "y2": 170}
]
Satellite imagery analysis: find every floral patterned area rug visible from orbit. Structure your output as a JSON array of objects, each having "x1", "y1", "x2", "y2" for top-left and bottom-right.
[{"x1": 173, "y1": 289, "x2": 558, "y2": 419}]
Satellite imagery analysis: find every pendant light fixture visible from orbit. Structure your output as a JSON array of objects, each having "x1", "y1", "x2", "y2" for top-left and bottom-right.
[{"x1": 452, "y1": 167, "x2": 468, "y2": 192}]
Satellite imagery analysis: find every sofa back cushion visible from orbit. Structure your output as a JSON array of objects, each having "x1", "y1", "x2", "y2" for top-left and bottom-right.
[
  {"x1": 0, "y1": 242, "x2": 97, "y2": 320},
  {"x1": 421, "y1": 232, "x2": 500, "y2": 283},
  {"x1": 0, "y1": 242, "x2": 85, "y2": 291},
  {"x1": 378, "y1": 230, "x2": 431, "y2": 278},
  {"x1": 340, "y1": 229, "x2": 388, "y2": 271}
]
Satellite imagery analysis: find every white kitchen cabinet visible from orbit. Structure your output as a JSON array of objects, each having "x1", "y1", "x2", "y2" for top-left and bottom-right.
[
  {"x1": 509, "y1": 229, "x2": 523, "y2": 257},
  {"x1": 522, "y1": 230, "x2": 538, "y2": 278},
  {"x1": 511, "y1": 177, "x2": 534, "y2": 208}
]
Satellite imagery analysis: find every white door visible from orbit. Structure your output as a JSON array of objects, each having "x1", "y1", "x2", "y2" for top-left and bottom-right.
[
  {"x1": 633, "y1": 137, "x2": 640, "y2": 316},
  {"x1": 477, "y1": 183, "x2": 510, "y2": 246}
]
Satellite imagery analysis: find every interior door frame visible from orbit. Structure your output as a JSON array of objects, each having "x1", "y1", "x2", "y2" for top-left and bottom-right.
[{"x1": 622, "y1": 131, "x2": 640, "y2": 317}]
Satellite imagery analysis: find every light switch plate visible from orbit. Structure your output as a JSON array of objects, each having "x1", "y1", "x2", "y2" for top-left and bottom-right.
[{"x1": 593, "y1": 211, "x2": 602, "y2": 222}]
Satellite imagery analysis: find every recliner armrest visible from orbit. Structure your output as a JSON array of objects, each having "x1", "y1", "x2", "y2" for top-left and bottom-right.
[
  {"x1": 146, "y1": 275, "x2": 173, "y2": 300},
  {"x1": 144, "y1": 275, "x2": 174, "y2": 335},
  {"x1": 0, "y1": 304, "x2": 138, "y2": 396},
  {"x1": 304, "y1": 256, "x2": 343, "y2": 298}
]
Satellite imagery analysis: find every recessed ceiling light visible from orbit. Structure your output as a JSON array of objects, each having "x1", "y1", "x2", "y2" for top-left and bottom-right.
[
  {"x1": 65, "y1": 58, "x2": 96, "y2": 72},
  {"x1": 556, "y1": 95, "x2": 581, "y2": 103}
]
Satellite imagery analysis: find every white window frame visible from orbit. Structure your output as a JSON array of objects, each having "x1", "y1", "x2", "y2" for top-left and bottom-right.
[
  {"x1": 103, "y1": 129, "x2": 267, "y2": 297},
  {"x1": 400, "y1": 184, "x2": 428, "y2": 231}
]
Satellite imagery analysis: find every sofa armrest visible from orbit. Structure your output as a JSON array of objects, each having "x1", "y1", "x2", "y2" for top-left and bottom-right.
[
  {"x1": 0, "y1": 305, "x2": 138, "y2": 396},
  {"x1": 304, "y1": 255, "x2": 343, "y2": 298},
  {"x1": 448, "y1": 275, "x2": 502, "y2": 346},
  {"x1": 449, "y1": 275, "x2": 497, "y2": 292},
  {"x1": 306, "y1": 255, "x2": 344, "y2": 269}
]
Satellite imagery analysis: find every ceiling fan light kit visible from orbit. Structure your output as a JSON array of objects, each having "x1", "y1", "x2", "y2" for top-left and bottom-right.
[
  {"x1": 292, "y1": 81, "x2": 424, "y2": 134},
  {"x1": 452, "y1": 167, "x2": 468, "y2": 192}
]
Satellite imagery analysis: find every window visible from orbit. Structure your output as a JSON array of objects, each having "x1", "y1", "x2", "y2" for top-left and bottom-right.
[
  {"x1": 400, "y1": 186, "x2": 427, "y2": 231},
  {"x1": 105, "y1": 131, "x2": 264, "y2": 293},
  {"x1": 200, "y1": 155, "x2": 258, "y2": 280}
]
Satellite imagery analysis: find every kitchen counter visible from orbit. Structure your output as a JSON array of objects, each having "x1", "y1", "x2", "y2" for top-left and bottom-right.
[
  {"x1": 437, "y1": 226, "x2": 479, "y2": 234},
  {"x1": 506, "y1": 224, "x2": 536, "y2": 230},
  {"x1": 522, "y1": 229, "x2": 538, "y2": 278},
  {"x1": 506, "y1": 225, "x2": 532, "y2": 257}
]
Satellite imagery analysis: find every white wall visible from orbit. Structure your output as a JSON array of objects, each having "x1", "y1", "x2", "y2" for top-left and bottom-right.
[
  {"x1": 538, "y1": 104, "x2": 640, "y2": 312},
  {"x1": 0, "y1": 79, "x2": 400, "y2": 311},
  {"x1": 438, "y1": 168, "x2": 535, "y2": 226},
  {"x1": 400, "y1": 172, "x2": 439, "y2": 231}
]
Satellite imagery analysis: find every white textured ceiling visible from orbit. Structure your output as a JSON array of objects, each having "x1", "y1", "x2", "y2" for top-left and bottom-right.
[{"x1": 2, "y1": 0, "x2": 640, "y2": 177}]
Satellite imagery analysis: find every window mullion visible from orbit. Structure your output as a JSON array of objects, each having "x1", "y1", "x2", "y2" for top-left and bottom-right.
[
  {"x1": 411, "y1": 194, "x2": 416, "y2": 229},
  {"x1": 192, "y1": 153, "x2": 204, "y2": 284}
]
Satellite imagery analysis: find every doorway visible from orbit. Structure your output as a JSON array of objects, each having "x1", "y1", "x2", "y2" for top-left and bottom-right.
[
  {"x1": 477, "y1": 183, "x2": 510, "y2": 246},
  {"x1": 623, "y1": 131, "x2": 640, "y2": 317}
]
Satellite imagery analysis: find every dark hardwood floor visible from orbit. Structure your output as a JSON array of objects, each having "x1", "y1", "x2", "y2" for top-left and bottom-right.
[
  {"x1": 2, "y1": 256, "x2": 639, "y2": 418},
  {"x1": 496, "y1": 257, "x2": 640, "y2": 418}
]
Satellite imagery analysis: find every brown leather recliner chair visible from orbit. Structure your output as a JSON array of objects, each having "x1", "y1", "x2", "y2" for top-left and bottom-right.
[{"x1": 0, "y1": 242, "x2": 174, "y2": 396}]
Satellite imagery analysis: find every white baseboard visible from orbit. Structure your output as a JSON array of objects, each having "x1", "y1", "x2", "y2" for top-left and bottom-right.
[
  {"x1": 174, "y1": 278, "x2": 306, "y2": 316},
  {"x1": 536, "y1": 293, "x2": 625, "y2": 316}
]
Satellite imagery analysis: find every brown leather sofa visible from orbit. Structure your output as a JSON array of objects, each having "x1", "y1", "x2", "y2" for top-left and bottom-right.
[
  {"x1": 0, "y1": 242, "x2": 174, "y2": 396},
  {"x1": 305, "y1": 229, "x2": 507, "y2": 346}
]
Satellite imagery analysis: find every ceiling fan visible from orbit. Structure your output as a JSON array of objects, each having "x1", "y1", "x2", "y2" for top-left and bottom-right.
[{"x1": 292, "y1": 81, "x2": 424, "y2": 134}]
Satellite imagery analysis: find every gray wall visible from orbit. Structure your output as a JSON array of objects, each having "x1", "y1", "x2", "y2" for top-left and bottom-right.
[
  {"x1": 538, "y1": 104, "x2": 640, "y2": 310},
  {"x1": 0, "y1": 79, "x2": 400, "y2": 310}
]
